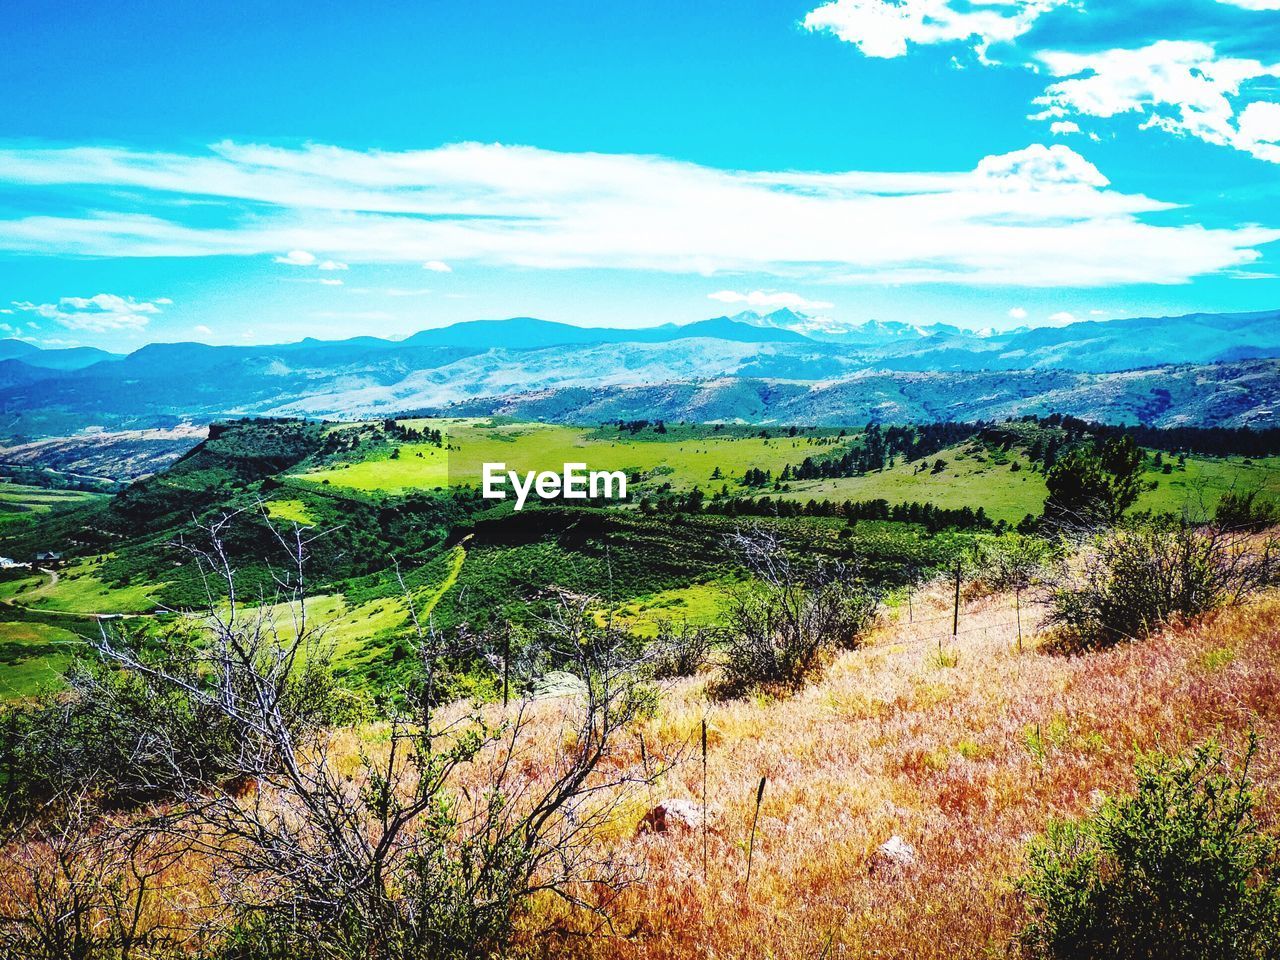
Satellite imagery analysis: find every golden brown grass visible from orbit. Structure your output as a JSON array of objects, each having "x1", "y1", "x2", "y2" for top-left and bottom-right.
[
  {"x1": 3, "y1": 585, "x2": 1278, "y2": 959},
  {"x1": 519, "y1": 585, "x2": 1280, "y2": 959}
]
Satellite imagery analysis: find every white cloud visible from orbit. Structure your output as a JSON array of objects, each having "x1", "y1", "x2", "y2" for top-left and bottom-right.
[
  {"x1": 803, "y1": 0, "x2": 1071, "y2": 62},
  {"x1": 318, "y1": 277, "x2": 344, "y2": 286},
  {"x1": 193, "y1": 324, "x2": 213, "y2": 335},
  {"x1": 0, "y1": 140, "x2": 1272, "y2": 288},
  {"x1": 11, "y1": 293, "x2": 165, "y2": 332},
  {"x1": 1033, "y1": 41, "x2": 1280, "y2": 162},
  {"x1": 708, "y1": 289, "x2": 835, "y2": 311},
  {"x1": 1216, "y1": 0, "x2": 1280, "y2": 8},
  {"x1": 318, "y1": 259, "x2": 347, "y2": 270},
  {"x1": 1238, "y1": 101, "x2": 1280, "y2": 146},
  {"x1": 973, "y1": 143, "x2": 1109, "y2": 188},
  {"x1": 1048, "y1": 310, "x2": 1078, "y2": 324},
  {"x1": 1049, "y1": 120, "x2": 1081, "y2": 135},
  {"x1": 1008, "y1": 306, "x2": 1028, "y2": 319},
  {"x1": 422, "y1": 260, "x2": 452, "y2": 272},
  {"x1": 274, "y1": 249, "x2": 316, "y2": 266}
]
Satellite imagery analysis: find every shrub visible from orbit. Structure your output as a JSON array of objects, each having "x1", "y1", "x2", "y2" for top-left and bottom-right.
[
  {"x1": 648, "y1": 621, "x2": 718, "y2": 679},
  {"x1": 0, "y1": 801, "x2": 191, "y2": 959},
  {"x1": 716, "y1": 527, "x2": 878, "y2": 696},
  {"x1": 970, "y1": 533, "x2": 1054, "y2": 594},
  {"x1": 1019, "y1": 737, "x2": 1280, "y2": 960},
  {"x1": 0, "y1": 616, "x2": 340, "y2": 828},
  {"x1": 1043, "y1": 521, "x2": 1277, "y2": 649},
  {"x1": 1216, "y1": 489, "x2": 1279, "y2": 532}
]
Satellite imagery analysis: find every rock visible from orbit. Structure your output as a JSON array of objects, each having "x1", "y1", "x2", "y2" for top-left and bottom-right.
[
  {"x1": 871, "y1": 835, "x2": 917, "y2": 873},
  {"x1": 638, "y1": 799, "x2": 704, "y2": 834}
]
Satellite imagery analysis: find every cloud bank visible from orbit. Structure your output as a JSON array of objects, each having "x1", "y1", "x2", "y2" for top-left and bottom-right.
[
  {"x1": 0, "y1": 140, "x2": 1273, "y2": 288},
  {"x1": 11, "y1": 294, "x2": 166, "y2": 332}
]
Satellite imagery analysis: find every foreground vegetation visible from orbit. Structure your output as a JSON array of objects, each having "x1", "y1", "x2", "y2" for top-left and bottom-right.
[
  {"x1": 0, "y1": 414, "x2": 1278, "y2": 957},
  {"x1": 0, "y1": 525, "x2": 1276, "y2": 958}
]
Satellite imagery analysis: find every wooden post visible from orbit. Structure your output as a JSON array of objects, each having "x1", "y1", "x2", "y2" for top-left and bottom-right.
[
  {"x1": 745, "y1": 776, "x2": 766, "y2": 896},
  {"x1": 1015, "y1": 586, "x2": 1023, "y2": 655},
  {"x1": 953, "y1": 558, "x2": 962, "y2": 632},
  {"x1": 701, "y1": 718, "x2": 709, "y2": 882}
]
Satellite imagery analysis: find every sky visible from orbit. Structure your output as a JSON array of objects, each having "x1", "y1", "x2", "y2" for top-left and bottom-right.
[{"x1": 1, "y1": 0, "x2": 1279, "y2": 352}]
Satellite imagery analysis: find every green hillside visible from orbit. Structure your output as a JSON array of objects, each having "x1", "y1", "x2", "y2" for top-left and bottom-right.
[{"x1": 0, "y1": 415, "x2": 1275, "y2": 700}]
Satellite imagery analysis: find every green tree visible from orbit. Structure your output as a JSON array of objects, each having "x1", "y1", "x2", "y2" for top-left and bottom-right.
[{"x1": 1043, "y1": 436, "x2": 1145, "y2": 527}]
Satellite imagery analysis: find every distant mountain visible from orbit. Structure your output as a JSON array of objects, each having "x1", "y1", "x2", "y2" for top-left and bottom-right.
[
  {"x1": 0, "y1": 309, "x2": 1275, "y2": 436},
  {"x1": 735, "y1": 307, "x2": 1280, "y2": 372},
  {"x1": 402, "y1": 315, "x2": 810, "y2": 348},
  {"x1": 0, "y1": 339, "x2": 120, "y2": 371},
  {"x1": 438, "y1": 359, "x2": 1280, "y2": 430}
]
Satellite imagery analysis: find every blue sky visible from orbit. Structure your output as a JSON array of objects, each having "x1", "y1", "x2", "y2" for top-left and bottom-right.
[{"x1": 1, "y1": 0, "x2": 1279, "y2": 350}]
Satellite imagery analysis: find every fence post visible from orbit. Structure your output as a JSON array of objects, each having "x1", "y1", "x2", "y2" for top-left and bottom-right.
[
  {"x1": 745, "y1": 776, "x2": 766, "y2": 897},
  {"x1": 701, "y1": 717, "x2": 709, "y2": 882},
  {"x1": 1015, "y1": 586, "x2": 1023, "y2": 655},
  {"x1": 952, "y1": 558, "x2": 962, "y2": 641}
]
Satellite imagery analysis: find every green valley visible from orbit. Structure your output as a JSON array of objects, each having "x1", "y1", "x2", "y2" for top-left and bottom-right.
[{"x1": 0, "y1": 414, "x2": 1275, "y2": 700}]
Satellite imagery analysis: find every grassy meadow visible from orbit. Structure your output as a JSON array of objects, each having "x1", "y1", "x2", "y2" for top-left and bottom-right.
[
  {"x1": 6, "y1": 578, "x2": 1276, "y2": 958},
  {"x1": 0, "y1": 619, "x2": 82, "y2": 698},
  {"x1": 0, "y1": 481, "x2": 105, "y2": 531},
  {"x1": 288, "y1": 419, "x2": 1278, "y2": 526},
  {"x1": 296, "y1": 418, "x2": 851, "y2": 494},
  {"x1": 0, "y1": 556, "x2": 165, "y2": 615}
]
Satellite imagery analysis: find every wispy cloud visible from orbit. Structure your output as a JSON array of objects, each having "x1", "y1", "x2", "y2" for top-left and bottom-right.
[
  {"x1": 0, "y1": 141, "x2": 1273, "y2": 288},
  {"x1": 803, "y1": 0, "x2": 1072, "y2": 62},
  {"x1": 708, "y1": 290, "x2": 834, "y2": 310},
  {"x1": 11, "y1": 293, "x2": 166, "y2": 332},
  {"x1": 422, "y1": 260, "x2": 452, "y2": 272}
]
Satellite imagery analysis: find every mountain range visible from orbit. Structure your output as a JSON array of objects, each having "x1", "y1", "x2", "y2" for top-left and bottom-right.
[{"x1": 0, "y1": 308, "x2": 1276, "y2": 436}]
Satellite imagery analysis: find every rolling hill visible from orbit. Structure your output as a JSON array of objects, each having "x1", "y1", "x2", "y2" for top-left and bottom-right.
[
  {"x1": 0, "y1": 308, "x2": 1275, "y2": 436},
  {"x1": 439, "y1": 360, "x2": 1280, "y2": 429}
]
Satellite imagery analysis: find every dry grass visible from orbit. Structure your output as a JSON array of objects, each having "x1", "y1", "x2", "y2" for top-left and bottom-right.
[
  {"x1": 3, "y1": 585, "x2": 1278, "y2": 959},
  {"x1": 518, "y1": 585, "x2": 1280, "y2": 959}
]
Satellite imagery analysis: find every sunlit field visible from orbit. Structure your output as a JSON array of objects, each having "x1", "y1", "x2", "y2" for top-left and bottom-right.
[
  {"x1": 296, "y1": 419, "x2": 852, "y2": 494},
  {"x1": 520, "y1": 587, "x2": 1280, "y2": 959}
]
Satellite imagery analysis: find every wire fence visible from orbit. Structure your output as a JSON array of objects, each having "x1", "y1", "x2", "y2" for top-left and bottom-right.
[{"x1": 876, "y1": 616, "x2": 1029, "y2": 654}]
